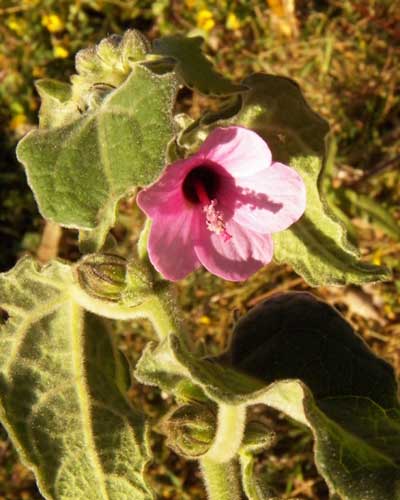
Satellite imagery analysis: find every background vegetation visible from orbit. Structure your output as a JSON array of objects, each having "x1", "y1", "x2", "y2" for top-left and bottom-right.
[{"x1": 1, "y1": 0, "x2": 399, "y2": 498}]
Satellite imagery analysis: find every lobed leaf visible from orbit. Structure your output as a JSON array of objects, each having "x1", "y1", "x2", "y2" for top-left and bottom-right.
[
  {"x1": 0, "y1": 258, "x2": 153, "y2": 500},
  {"x1": 152, "y1": 35, "x2": 246, "y2": 96}
]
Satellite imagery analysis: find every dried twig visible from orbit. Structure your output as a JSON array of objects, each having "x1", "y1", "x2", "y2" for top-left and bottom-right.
[{"x1": 37, "y1": 221, "x2": 62, "y2": 263}]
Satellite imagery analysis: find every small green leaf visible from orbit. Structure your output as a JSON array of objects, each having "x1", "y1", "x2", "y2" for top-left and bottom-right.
[
  {"x1": 35, "y1": 79, "x2": 77, "y2": 129},
  {"x1": 240, "y1": 452, "x2": 279, "y2": 500},
  {"x1": 234, "y1": 73, "x2": 389, "y2": 285},
  {"x1": 152, "y1": 35, "x2": 246, "y2": 96},
  {"x1": 17, "y1": 64, "x2": 178, "y2": 250},
  {"x1": 135, "y1": 335, "x2": 262, "y2": 404},
  {"x1": 135, "y1": 337, "x2": 210, "y2": 402},
  {"x1": 239, "y1": 422, "x2": 278, "y2": 500},
  {"x1": 0, "y1": 258, "x2": 154, "y2": 500}
]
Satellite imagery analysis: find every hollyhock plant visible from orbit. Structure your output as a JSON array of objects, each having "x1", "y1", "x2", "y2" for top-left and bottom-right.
[
  {"x1": 137, "y1": 126, "x2": 306, "y2": 281},
  {"x1": 8, "y1": 30, "x2": 396, "y2": 500}
]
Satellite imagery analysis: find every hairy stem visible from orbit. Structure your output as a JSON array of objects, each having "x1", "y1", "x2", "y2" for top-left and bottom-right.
[
  {"x1": 71, "y1": 284, "x2": 178, "y2": 340},
  {"x1": 144, "y1": 290, "x2": 179, "y2": 340},
  {"x1": 204, "y1": 404, "x2": 247, "y2": 462},
  {"x1": 200, "y1": 458, "x2": 242, "y2": 500}
]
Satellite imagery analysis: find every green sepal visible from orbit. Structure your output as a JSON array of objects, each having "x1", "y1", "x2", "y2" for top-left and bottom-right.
[
  {"x1": 72, "y1": 30, "x2": 151, "y2": 107},
  {"x1": 74, "y1": 253, "x2": 128, "y2": 302},
  {"x1": 160, "y1": 402, "x2": 216, "y2": 459}
]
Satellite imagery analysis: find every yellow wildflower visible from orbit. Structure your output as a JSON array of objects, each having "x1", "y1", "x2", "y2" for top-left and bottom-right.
[
  {"x1": 53, "y1": 46, "x2": 69, "y2": 59},
  {"x1": 42, "y1": 14, "x2": 64, "y2": 33},
  {"x1": 7, "y1": 18, "x2": 25, "y2": 36},
  {"x1": 226, "y1": 12, "x2": 241, "y2": 31},
  {"x1": 9, "y1": 114, "x2": 27, "y2": 131},
  {"x1": 267, "y1": 0, "x2": 285, "y2": 17},
  {"x1": 372, "y1": 249, "x2": 382, "y2": 266},
  {"x1": 185, "y1": 0, "x2": 197, "y2": 9},
  {"x1": 198, "y1": 315, "x2": 211, "y2": 325},
  {"x1": 197, "y1": 9, "x2": 215, "y2": 32}
]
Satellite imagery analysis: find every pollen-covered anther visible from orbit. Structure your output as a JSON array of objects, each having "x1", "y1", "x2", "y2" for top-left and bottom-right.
[{"x1": 203, "y1": 199, "x2": 232, "y2": 241}]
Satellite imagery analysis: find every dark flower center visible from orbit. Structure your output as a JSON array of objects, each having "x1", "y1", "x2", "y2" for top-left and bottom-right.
[{"x1": 182, "y1": 165, "x2": 220, "y2": 204}]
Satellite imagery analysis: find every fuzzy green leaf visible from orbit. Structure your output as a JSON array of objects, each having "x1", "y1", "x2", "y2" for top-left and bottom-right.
[
  {"x1": 234, "y1": 73, "x2": 389, "y2": 285},
  {"x1": 0, "y1": 258, "x2": 153, "y2": 500},
  {"x1": 239, "y1": 423, "x2": 278, "y2": 500},
  {"x1": 152, "y1": 35, "x2": 246, "y2": 96},
  {"x1": 35, "y1": 79, "x2": 77, "y2": 129},
  {"x1": 17, "y1": 64, "x2": 177, "y2": 250}
]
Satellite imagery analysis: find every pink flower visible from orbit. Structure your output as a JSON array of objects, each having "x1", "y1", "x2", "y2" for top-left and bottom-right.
[{"x1": 137, "y1": 126, "x2": 306, "y2": 281}]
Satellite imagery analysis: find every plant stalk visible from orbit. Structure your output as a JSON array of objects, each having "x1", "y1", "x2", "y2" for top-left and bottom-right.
[
  {"x1": 200, "y1": 457, "x2": 243, "y2": 500},
  {"x1": 205, "y1": 403, "x2": 247, "y2": 462}
]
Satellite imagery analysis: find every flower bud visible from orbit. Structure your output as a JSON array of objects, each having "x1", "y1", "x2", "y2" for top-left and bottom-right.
[
  {"x1": 75, "y1": 46, "x2": 102, "y2": 77},
  {"x1": 161, "y1": 403, "x2": 216, "y2": 459},
  {"x1": 242, "y1": 419, "x2": 276, "y2": 453},
  {"x1": 122, "y1": 261, "x2": 153, "y2": 306},
  {"x1": 120, "y1": 30, "x2": 151, "y2": 65},
  {"x1": 96, "y1": 35, "x2": 122, "y2": 67},
  {"x1": 75, "y1": 253, "x2": 127, "y2": 302},
  {"x1": 73, "y1": 30, "x2": 151, "y2": 110}
]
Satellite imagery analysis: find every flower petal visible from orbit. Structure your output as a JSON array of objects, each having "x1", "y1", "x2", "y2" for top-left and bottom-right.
[
  {"x1": 148, "y1": 208, "x2": 201, "y2": 281},
  {"x1": 199, "y1": 126, "x2": 272, "y2": 178},
  {"x1": 137, "y1": 155, "x2": 200, "y2": 218},
  {"x1": 225, "y1": 162, "x2": 306, "y2": 233},
  {"x1": 194, "y1": 220, "x2": 273, "y2": 281}
]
